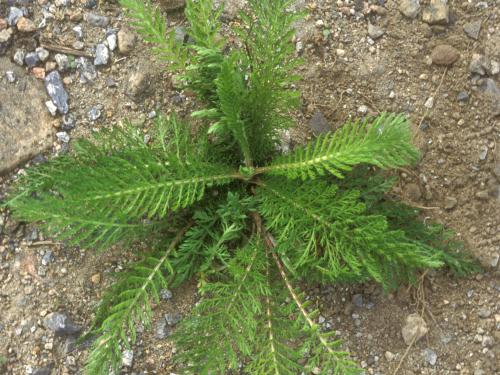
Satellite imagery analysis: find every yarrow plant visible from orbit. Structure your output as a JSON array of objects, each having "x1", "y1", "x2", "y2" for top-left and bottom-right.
[{"x1": 5, "y1": 0, "x2": 479, "y2": 374}]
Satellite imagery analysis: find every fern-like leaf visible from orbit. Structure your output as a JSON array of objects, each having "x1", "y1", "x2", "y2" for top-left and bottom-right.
[
  {"x1": 8, "y1": 122, "x2": 238, "y2": 250},
  {"x1": 173, "y1": 240, "x2": 266, "y2": 373},
  {"x1": 185, "y1": 0, "x2": 224, "y2": 49},
  {"x1": 119, "y1": 0, "x2": 187, "y2": 66},
  {"x1": 84, "y1": 227, "x2": 189, "y2": 374},
  {"x1": 258, "y1": 177, "x2": 452, "y2": 290},
  {"x1": 269, "y1": 248, "x2": 361, "y2": 374},
  {"x1": 258, "y1": 113, "x2": 419, "y2": 180}
]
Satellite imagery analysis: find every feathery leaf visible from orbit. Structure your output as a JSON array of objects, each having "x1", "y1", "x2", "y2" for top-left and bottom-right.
[{"x1": 259, "y1": 113, "x2": 419, "y2": 180}]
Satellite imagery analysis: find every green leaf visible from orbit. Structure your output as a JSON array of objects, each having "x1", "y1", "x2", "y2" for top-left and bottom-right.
[
  {"x1": 84, "y1": 228, "x2": 189, "y2": 374},
  {"x1": 258, "y1": 113, "x2": 419, "y2": 180},
  {"x1": 257, "y1": 177, "x2": 449, "y2": 290},
  {"x1": 7, "y1": 124, "x2": 238, "y2": 250},
  {"x1": 174, "y1": 240, "x2": 267, "y2": 373},
  {"x1": 120, "y1": 0, "x2": 187, "y2": 67}
]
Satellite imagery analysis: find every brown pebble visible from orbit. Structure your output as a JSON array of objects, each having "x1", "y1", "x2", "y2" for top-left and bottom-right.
[
  {"x1": 444, "y1": 196, "x2": 457, "y2": 210},
  {"x1": 405, "y1": 183, "x2": 422, "y2": 201},
  {"x1": 91, "y1": 273, "x2": 101, "y2": 284},
  {"x1": 69, "y1": 12, "x2": 83, "y2": 23},
  {"x1": 475, "y1": 190, "x2": 489, "y2": 200},
  {"x1": 0, "y1": 18, "x2": 7, "y2": 31},
  {"x1": 32, "y1": 67, "x2": 45, "y2": 79},
  {"x1": 431, "y1": 44, "x2": 460, "y2": 66},
  {"x1": 16, "y1": 17, "x2": 37, "y2": 33}
]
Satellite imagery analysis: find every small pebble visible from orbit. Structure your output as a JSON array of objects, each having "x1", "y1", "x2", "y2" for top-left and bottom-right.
[
  {"x1": 84, "y1": 13, "x2": 109, "y2": 28},
  {"x1": 122, "y1": 349, "x2": 134, "y2": 367},
  {"x1": 24, "y1": 52, "x2": 40, "y2": 67},
  {"x1": 55, "y1": 54, "x2": 70, "y2": 71},
  {"x1": 61, "y1": 113, "x2": 76, "y2": 131},
  {"x1": 431, "y1": 45, "x2": 460, "y2": 66},
  {"x1": 478, "y1": 308, "x2": 491, "y2": 319},
  {"x1": 94, "y1": 43, "x2": 109, "y2": 65},
  {"x1": 14, "y1": 49, "x2": 25, "y2": 65},
  {"x1": 107, "y1": 33, "x2": 117, "y2": 51},
  {"x1": 45, "y1": 100, "x2": 58, "y2": 116},
  {"x1": 457, "y1": 91, "x2": 469, "y2": 102},
  {"x1": 424, "y1": 97, "x2": 434, "y2": 109},
  {"x1": 5, "y1": 70, "x2": 16, "y2": 83},
  {"x1": 423, "y1": 348, "x2": 437, "y2": 366},
  {"x1": 56, "y1": 131, "x2": 70, "y2": 143},
  {"x1": 88, "y1": 106, "x2": 101, "y2": 121}
]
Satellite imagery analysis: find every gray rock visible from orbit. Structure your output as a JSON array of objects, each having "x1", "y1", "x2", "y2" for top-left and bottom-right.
[
  {"x1": 431, "y1": 44, "x2": 459, "y2": 66},
  {"x1": 84, "y1": 0, "x2": 98, "y2": 9},
  {"x1": 444, "y1": 196, "x2": 457, "y2": 210},
  {"x1": 481, "y1": 335, "x2": 494, "y2": 348},
  {"x1": 463, "y1": 20, "x2": 481, "y2": 40},
  {"x1": 422, "y1": 0, "x2": 449, "y2": 25},
  {"x1": 385, "y1": 351, "x2": 395, "y2": 361},
  {"x1": 56, "y1": 131, "x2": 70, "y2": 143},
  {"x1": 41, "y1": 250, "x2": 54, "y2": 266},
  {"x1": 55, "y1": 0, "x2": 71, "y2": 6},
  {"x1": 45, "y1": 100, "x2": 58, "y2": 116},
  {"x1": 32, "y1": 368, "x2": 51, "y2": 375},
  {"x1": 399, "y1": 0, "x2": 420, "y2": 18},
  {"x1": 402, "y1": 314, "x2": 428, "y2": 345},
  {"x1": 24, "y1": 52, "x2": 39, "y2": 67},
  {"x1": 368, "y1": 23, "x2": 385, "y2": 40},
  {"x1": 72, "y1": 41, "x2": 84, "y2": 50},
  {"x1": 165, "y1": 312, "x2": 182, "y2": 326},
  {"x1": 5, "y1": 70, "x2": 16, "y2": 83},
  {"x1": 309, "y1": 110, "x2": 330, "y2": 135},
  {"x1": 94, "y1": 43, "x2": 109, "y2": 65},
  {"x1": 490, "y1": 253, "x2": 499, "y2": 268},
  {"x1": 61, "y1": 113, "x2": 76, "y2": 131},
  {"x1": 0, "y1": 27, "x2": 13, "y2": 43},
  {"x1": 127, "y1": 70, "x2": 150, "y2": 100},
  {"x1": 84, "y1": 13, "x2": 109, "y2": 28},
  {"x1": 478, "y1": 78, "x2": 500, "y2": 96},
  {"x1": 478, "y1": 308, "x2": 491, "y2": 318},
  {"x1": 62, "y1": 337, "x2": 76, "y2": 355},
  {"x1": 106, "y1": 33, "x2": 117, "y2": 51},
  {"x1": 469, "y1": 54, "x2": 491, "y2": 76},
  {"x1": 479, "y1": 145, "x2": 488, "y2": 161},
  {"x1": 358, "y1": 104, "x2": 369, "y2": 114},
  {"x1": 117, "y1": 28, "x2": 136, "y2": 54},
  {"x1": 352, "y1": 294, "x2": 364, "y2": 308},
  {"x1": 55, "y1": 53, "x2": 70, "y2": 71},
  {"x1": 155, "y1": 319, "x2": 171, "y2": 339},
  {"x1": 493, "y1": 164, "x2": 500, "y2": 178},
  {"x1": 456, "y1": 91, "x2": 469, "y2": 102},
  {"x1": 88, "y1": 106, "x2": 101, "y2": 121},
  {"x1": 45, "y1": 71, "x2": 69, "y2": 114},
  {"x1": 174, "y1": 26, "x2": 187, "y2": 45},
  {"x1": 13, "y1": 49, "x2": 25, "y2": 65},
  {"x1": 160, "y1": 289, "x2": 173, "y2": 300},
  {"x1": 43, "y1": 312, "x2": 81, "y2": 336},
  {"x1": 423, "y1": 348, "x2": 437, "y2": 366},
  {"x1": 0, "y1": 57, "x2": 54, "y2": 173},
  {"x1": 36, "y1": 47, "x2": 50, "y2": 62},
  {"x1": 122, "y1": 349, "x2": 134, "y2": 367},
  {"x1": 7, "y1": 7, "x2": 23, "y2": 26},
  {"x1": 76, "y1": 57, "x2": 97, "y2": 83},
  {"x1": 73, "y1": 25, "x2": 84, "y2": 40}
]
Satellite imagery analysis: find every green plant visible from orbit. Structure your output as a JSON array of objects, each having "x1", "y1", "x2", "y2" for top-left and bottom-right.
[{"x1": 4, "y1": 0, "x2": 479, "y2": 374}]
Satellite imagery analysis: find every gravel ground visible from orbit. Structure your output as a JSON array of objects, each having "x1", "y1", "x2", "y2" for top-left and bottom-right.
[{"x1": 0, "y1": 0, "x2": 498, "y2": 374}]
